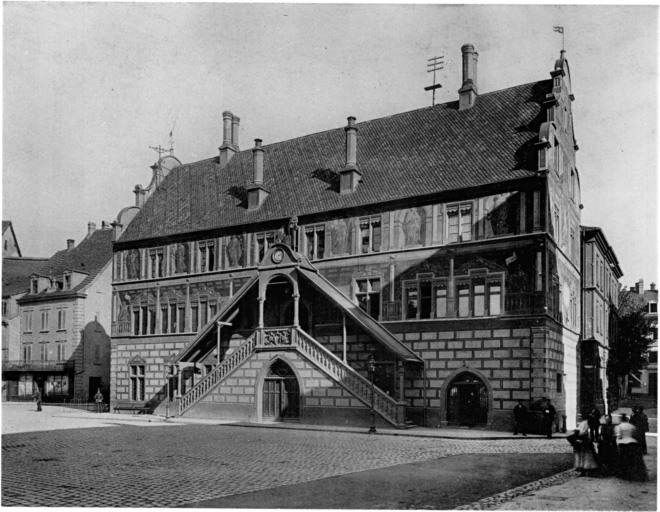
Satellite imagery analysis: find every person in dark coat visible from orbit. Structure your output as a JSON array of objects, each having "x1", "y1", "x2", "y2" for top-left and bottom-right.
[
  {"x1": 542, "y1": 399, "x2": 556, "y2": 438},
  {"x1": 94, "y1": 388, "x2": 104, "y2": 413},
  {"x1": 587, "y1": 407, "x2": 601, "y2": 441},
  {"x1": 513, "y1": 400, "x2": 528, "y2": 436},
  {"x1": 630, "y1": 406, "x2": 650, "y2": 455},
  {"x1": 32, "y1": 387, "x2": 42, "y2": 412},
  {"x1": 597, "y1": 414, "x2": 618, "y2": 476}
]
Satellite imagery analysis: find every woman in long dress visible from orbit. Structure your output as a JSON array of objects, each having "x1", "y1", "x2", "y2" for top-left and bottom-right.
[
  {"x1": 572, "y1": 417, "x2": 598, "y2": 476},
  {"x1": 616, "y1": 414, "x2": 648, "y2": 481}
]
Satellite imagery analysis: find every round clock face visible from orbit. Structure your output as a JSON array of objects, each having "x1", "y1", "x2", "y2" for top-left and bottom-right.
[{"x1": 272, "y1": 249, "x2": 284, "y2": 264}]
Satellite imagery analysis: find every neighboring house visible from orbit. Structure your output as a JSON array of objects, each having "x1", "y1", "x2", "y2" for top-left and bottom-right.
[
  {"x1": 580, "y1": 226, "x2": 623, "y2": 414},
  {"x1": 13, "y1": 223, "x2": 116, "y2": 402},
  {"x1": 2, "y1": 257, "x2": 49, "y2": 399},
  {"x1": 111, "y1": 45, "x2": 590, "y2": 431},
  {"x1": 3, "y1": 221, "x2": 22, "y2": 257},
  {"x1": 627, "y1": 279, "x2": 658, "y2": 399}
]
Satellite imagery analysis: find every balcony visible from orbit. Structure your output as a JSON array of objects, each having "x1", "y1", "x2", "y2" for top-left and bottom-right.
[{"x1": 2, "y1": 360, "x2": 75, "y2": 372}]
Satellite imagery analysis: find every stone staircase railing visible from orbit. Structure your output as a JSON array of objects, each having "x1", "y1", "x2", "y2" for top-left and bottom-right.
[
  {"x1": 178, "y1": 332, "x2": 257, "y2": 416},
  {"x1": 293, "y1": 328, "x2": 406, "y2": 428}
]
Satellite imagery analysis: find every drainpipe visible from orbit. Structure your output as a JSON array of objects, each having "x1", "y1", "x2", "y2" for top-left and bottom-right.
[
  {"x1": 342, "y1": 314, "x2": 347, "y2": 363},
  {"x1": 423, "y1": 360, "x2": 428, "y2": 427}
]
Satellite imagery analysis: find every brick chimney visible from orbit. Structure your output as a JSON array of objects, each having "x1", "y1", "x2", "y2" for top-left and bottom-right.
[
  {"x1": 219, "y1": 111, "x2": 238, "y2": 166},
  {"x1": 247, "y1": 139, "x2": 270, "y2": 210},
  {"x1": 650, "y1": 283, "x2": 656, "y2": 291},
  {"x1": 637, "y1": 279, "x2": 644, "y2": 294},
  {"x1": 67, "y1": 239, "x2": 75, "y2": 250},
  {"x1": 339, "y1": 116, "x2": 362, "y2": 195},
  {"x1": 458, "y1": 44, "x2": 479, "y2": 111},
  {"x1": 87, "y1": 222, "x2": 97, "y2": 238}
]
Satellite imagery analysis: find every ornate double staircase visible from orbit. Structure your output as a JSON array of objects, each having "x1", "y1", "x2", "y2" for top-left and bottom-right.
[{"x1": 177, "y1": 326, "x2": 407, "y2": 428}]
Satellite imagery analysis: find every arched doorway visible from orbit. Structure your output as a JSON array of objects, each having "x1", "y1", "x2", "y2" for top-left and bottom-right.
[
  {"x1": 446, "y1": 372, "x2": 489, "y2": 427},
  {"x1": 263, "y1": 360, "x2": 300, "y2": 421}
]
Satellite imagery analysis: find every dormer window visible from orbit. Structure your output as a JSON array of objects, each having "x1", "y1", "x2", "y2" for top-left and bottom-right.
[
  {"x1": 446, "y1": 203, "x2": 473, "y2": 243},
  {"x1": 649, "y1": 302, "x2": 657, "y2": 314},
  {"x1": 64, "y1": 273, "x2": 71, "y2": 290},
  {"x1": 31, "y1": 278, "x2": 38, "y2": 294}
]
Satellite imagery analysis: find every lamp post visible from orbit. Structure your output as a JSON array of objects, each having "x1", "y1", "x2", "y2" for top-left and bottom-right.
[{"x1": 368, "y1": 355, "x2": 377, "y2": 434}]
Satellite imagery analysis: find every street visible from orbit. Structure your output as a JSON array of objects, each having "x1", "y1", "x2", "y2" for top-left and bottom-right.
[{"x1": 1, "y1": 405, "x2": 655, "y2": 509}]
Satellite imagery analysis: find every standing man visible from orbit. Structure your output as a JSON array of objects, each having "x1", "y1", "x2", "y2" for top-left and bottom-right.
[
  {"x1": 32, "y1": 386, "x2": 42, "y2": 412},
  {"x1": 94, "y1": 388, "x2": 104, "y2": 413},
  {"x1": 513, "y1": 400, "x2": 528, "y2": 436},
  {"x1": 542, "y1": 399, "x2": 556, "y2": 438},
  {"x1": 587, "y1": 407, "x2": 601, "y2": 441}
]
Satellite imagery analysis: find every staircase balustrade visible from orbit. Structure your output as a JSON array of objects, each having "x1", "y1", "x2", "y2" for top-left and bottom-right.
[{"x1": 178, "y1": 332, "x2": 257, "y2": 416}]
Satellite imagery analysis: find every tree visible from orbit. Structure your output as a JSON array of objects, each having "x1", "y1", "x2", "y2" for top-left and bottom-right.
[{"x1": 608, "y1": 290, "x2": 654, "y2": 400}]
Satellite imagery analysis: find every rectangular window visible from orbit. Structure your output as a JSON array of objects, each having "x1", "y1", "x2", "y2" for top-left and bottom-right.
[
  {"x1": 133, "y1": 309, "x2": 140, "y2": 336},
  {"x1": 200, "y1": 301, "x2": 208, "y2": 328},
  {"x1": 191, "y1": 304, "x2": 199, "y2": 332},
  {"x1": 649, "y1": 351, "x2": 658, "y2": 364},
  {"x1": 489, "y1": 282, "x2": 502, "y2": 316},
  {"x1": 57, "y1": 310, "x2": 66, "y2": 330},
  {"x1": 130, "y1": 365, "x2": 145, "y2": 401},
  {"x1": 148, "y1": 306, "x2": 156, "y2": 335},
  {"x1": 434, "y1": 285, "x2": 447, "y2": 319},
  {"x1": 198, "y1": 241, "x2": 216, "y2": 273},
  {"x1": 359, "y1": 217, "x2": 381, "y2": 254},
  {"x1": 473, "y1": 279, "x2": 486, "y2": 317},
  {"x1": 24, "y1": 311, "x2": 33, "y2": 332},
  {"x1": 355, "y1": 278, "x2": 381, "y2": 320},
  {"x1": 446, "y1": 203, "x2": 472, "y2": 243},
  {"x1": 141, "y1": 306, "x2": 148, "y2": 335},
  {"x1": 305, "y1": 225, "x2": 326, "y2": 260},
  {"x1": 22, "y1": 344, "x2": 32, "y2": 362},
  {"x1": 170, "y1": 303, "x2": 178, "y2": 333},
  {"x1": 161, "y1": 306, "x2": 168, "y2": 333},
  {"x1": 557, "y1": 372, "x2": 563, "y2": 393},
  {"x1": 457, "y1": 284, "x2": 470, "y2": 318},
  {"x1": 40, "y1": 344, "x2": 48, "y2": 362},
  {"x1": 405, "y1": 287, "x2": 418, "y2": 319},
  {"x1": 649, "y1": 303, "x2": 657, "y2": 314},
  {"x1": 40, "y1": 310, "x2": 49, "y2": 331},
  {"x1": 178, "y1": 305, "x2": 185, "y2": 333},
  {"x1": 419, "y1": 281, "x2": 433, "y2": 319},
  {"x1": 209, "y1": 302, "x2": 217, "y2": 320},
  {"x1": 3, "y1": 300, "x2": 8, "y2": 316},
  {"x1": 57, "y1": 343, "x2": 66, "y2": 361}
]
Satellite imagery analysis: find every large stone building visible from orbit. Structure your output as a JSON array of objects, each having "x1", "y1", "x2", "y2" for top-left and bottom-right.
[
  {"x1": 579, "y1": 226, "x2": 622, "y2": 414},
  {"x1": 2, "y1": 221, "x2": 49, "y2": 399},
  {"x1": 111, "y1": 45, "x2": 585, "y2": 431},
  {"x1": 13, "y1": 224, "x2": 116, "y2": 402}
]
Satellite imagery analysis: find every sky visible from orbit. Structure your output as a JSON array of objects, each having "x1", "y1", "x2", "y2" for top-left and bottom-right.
[{"x1": 3, "y1": 3, "x2": 658, "y2": 288}]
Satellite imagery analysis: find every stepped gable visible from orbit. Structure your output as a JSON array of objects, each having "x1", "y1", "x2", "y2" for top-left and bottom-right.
[
  {"x1": 118, "y1": 79, "x2": 552, "y2": 244},
  {"x1": 26, "y1": 229, "x2": 114, "y2": 298},
  {"x1": 2, "y1": 258, "x2": 49, "y2": 298}
]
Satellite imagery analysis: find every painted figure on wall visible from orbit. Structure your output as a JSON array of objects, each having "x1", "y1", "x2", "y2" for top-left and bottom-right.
[
  {"x1": 170, "y1": 243, "x2": 188, "y2": 274},
  {"x1": 330, "y1": 219, "x2": 348, "y2": 255},
  {"x1": 126, "y1": 249, "x2": 140, "y2": 279},
  {"x1": 485, "y1": 194, "x2": 511, "y2": 237},
  {"x1": 227, "y1": 235, "x2": 243, "y2": 267},
  {"x1": 403, "y1": 208, "x2": 421, "y2": 246}
]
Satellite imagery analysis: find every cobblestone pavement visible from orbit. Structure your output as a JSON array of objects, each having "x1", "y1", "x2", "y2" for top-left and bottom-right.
[{"x1": 2, "y1": 424, "x2": 574, "y2": 507}]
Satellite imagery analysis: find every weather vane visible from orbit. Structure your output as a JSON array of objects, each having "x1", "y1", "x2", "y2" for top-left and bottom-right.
[
  {"x1": 424, "y1": 55, "x2": 444, "y2": 106},
  {"x1": 553, "y1": 26, "x2": 565, "y2": 50}
]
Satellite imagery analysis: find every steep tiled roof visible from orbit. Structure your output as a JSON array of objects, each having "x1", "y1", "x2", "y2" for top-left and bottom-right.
[
  {"x1": 119, "y1": 80, "x2": 552, "y2": 244},
  {"x1": 2, "y1": 257, "x2": 49, "y2": 298},
  {"x1": 20, "y1": 229, "x2": 114, "y2": 301}
]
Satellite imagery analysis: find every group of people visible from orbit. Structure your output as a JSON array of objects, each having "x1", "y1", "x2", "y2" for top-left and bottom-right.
[
  {"x1": 513, "y1": 398, "x2": 556, "y2": 438},
  {"x1": 569, "y1": 406, "x2": 649, "y2": 481}
]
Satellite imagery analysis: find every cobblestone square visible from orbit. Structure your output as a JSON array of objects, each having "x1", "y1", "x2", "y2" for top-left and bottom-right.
[{"x1": 2, "y1": 422, "x2": 575, "y2": 508}]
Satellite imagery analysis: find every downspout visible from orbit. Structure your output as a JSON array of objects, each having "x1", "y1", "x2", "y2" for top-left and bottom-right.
[{"x1": 423, "y1": 360, "x2": 428, "y2": 427}]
